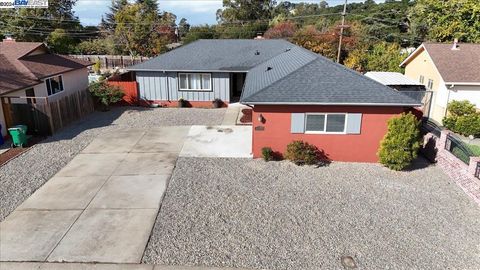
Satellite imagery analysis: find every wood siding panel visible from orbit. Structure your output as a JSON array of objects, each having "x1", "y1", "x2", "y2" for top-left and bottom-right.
[{"x1": 136, "y1": 71, "x2": 230, "y2": 102}]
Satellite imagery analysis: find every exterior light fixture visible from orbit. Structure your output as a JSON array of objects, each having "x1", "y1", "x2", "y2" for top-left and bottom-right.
[{"x1": 258, "y1": 114, "x2": 265, "y2": 123}]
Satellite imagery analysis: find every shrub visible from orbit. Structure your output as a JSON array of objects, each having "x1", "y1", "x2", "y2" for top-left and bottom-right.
[
  {"x1": 443, "y1": 100, "x2": 480, "y2": 137},
  {"x1": 378, "y1": 112, "x2": 421, "y2": 171},
  {"x1": 454, "y1": 114, "x2": 480, "y2": 137},
  {"x1": 447, "y1": 100, "x2": 476, "y2": 117},
  {"x1": 261, "y1": 147, "x2": 274, "y2": 161},
  {"x1": 284, "y1": 140, "x2": 319, "y2": 165},
  {"x1": 88, "y1": 81, "x2": 124, "y2": 110},
  {"x1": 92, "y1": 59, "x2": 101, "y2": 75}
]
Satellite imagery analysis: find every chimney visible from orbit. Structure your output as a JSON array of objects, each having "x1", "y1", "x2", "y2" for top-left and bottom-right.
[
  {"x1": 3, "y1": 34, "x2": 15, "y2": 42},
  {"x1": 254, "y1": 32, "x2": 265, "y2": 40},
  {"x1": 451, "y1": 38, "x2": 459, "y2": 50}
]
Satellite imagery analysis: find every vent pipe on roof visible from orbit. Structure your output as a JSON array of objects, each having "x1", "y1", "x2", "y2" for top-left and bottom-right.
[
  {"x1": 451, "y1": 38, "x2": 459, "y2": 50},
  {"x1": 3, "y1": 34, "x2": 15, "y2": 42},
  {"x1": 254, "y1": 32, "x2": 265, "y2": 40},
  {"x1": 255, "y1": 50, "x2": 260, "y2": 55}
]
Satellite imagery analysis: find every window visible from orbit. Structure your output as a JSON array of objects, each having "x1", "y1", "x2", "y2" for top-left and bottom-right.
[
  {"x1": 45, "y1": 75, "x2": 64, "y2": 96},
  {"x1": 419, "y1": 75, "x2": 424, "y2": 84},
  {"x1": 178, "y1": 73, "x2": 212, "y2": 91},
  {"x1": 305, "y1": 113, "x2": 347, "y2": 133},
  {"x1": 427, "y1": 79, "x2": 434, "y2": 90}
]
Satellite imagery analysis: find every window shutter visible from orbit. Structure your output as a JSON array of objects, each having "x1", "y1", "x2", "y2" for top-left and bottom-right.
[
  {"x1": 291, "y1": 113, "x2": 305, "y2": 133},
  {"x1": 346, "y1": 113, "x2": 362, "y2": 134}
]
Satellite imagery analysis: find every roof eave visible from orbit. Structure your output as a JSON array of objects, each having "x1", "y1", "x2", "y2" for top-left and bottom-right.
[
  {"x1": 240, "y1": 101, "x2": 422, "y2": 107},
  {"x1": 444, "y1": 82, "x2": 480, "y2": 86},
  {"x1": 399, "y1": 44, "x2": 426, "y2": 67},
  {"x1": 127, "y1": 68, "x2": 250, "y2": 73}
]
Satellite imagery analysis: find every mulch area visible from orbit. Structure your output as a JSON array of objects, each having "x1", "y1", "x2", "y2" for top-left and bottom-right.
[
  {"x1": 0, "y1": 136, "x2": 45, "y2": 166},
  {"x1": 239, "y1": 108, "x2": 252, "y2": 124}
]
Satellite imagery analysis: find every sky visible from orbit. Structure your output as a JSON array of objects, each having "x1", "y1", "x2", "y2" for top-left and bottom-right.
[{"x1": 74, "y1": 0, "x2": 370, "y2": 26}]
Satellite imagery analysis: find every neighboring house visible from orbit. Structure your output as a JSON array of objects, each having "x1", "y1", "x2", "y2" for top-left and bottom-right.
[
  {"x1": 400, "y1": 41, "x2": 480, "y2": 123},
  {"x1": 129, "y1": 39, "x2": 420, "y2": 162},
  {"x1": 0, "y1": 38, "x2": 91, "y2": 137},
  {"x1": 365, "y1": 72, "x2": 426, "y2": 92}
]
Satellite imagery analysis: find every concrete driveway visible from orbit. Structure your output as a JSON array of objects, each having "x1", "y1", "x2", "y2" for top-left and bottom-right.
[
  {"x1": 180, "y1": 126, "x2": 252, "y2": 158},
  {"x1": 0, "y1": 127, "x2": 190, "y2": 263}
]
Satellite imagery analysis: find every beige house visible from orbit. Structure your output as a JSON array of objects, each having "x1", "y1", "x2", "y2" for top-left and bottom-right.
[
  {"x1": 0, "y1": 38, "x2": 91, "y2": 137},
  {"x1": 400, "y1": 41, "x2": 480, "y2": 123}
]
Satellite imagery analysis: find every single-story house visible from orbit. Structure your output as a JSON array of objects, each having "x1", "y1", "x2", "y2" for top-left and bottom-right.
[
  {"x1": 0, "y1": 38, "x2": 91, "y2": 137},
  {"x1": 400, "y1": 41, "x2": 480, "y2": 123},
  {"x1": 128, "y1": 39, "x2": 421, "y2": 162}
]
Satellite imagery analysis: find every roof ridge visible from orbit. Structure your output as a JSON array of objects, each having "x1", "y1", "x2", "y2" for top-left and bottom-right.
[{"x1": 241, "y1": 51, "x2": 318, "y2": 101}]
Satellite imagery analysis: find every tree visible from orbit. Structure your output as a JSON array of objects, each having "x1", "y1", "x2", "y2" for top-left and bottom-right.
[
  {"x1": 178, "y1": 18, "x2": 190, "y2": 37},
  {"x1": 409, "y1": 0, "x2": 480, "y2": 43},
  {"x1": 182, "y1": 25, "x2": 219, "y2": 44},
  {"x1": 0, "y1": 0, "x2": 82, "y2": 42},
  {"x1": 46, "y1": 29, "x2": 76, "y2": 54},
  {"x1": 102, "y1": 0, "x2": 128, "y2": 34},
  {"x1": 112, "y1": 1, "x2": 176, "y2": 56},
  {"x1": 76, "y1": 38, "x2": 116, "y2": 55},
  {"x1": 216, "y1": 0, "x2": 277, "y2": 23},
  {"x1": 345, "y1": 42, "x2": 405, "y2": 72},
  {"x1": 264, "y1": 21, "x2": 296, "y2": 39},
  {"x1": 378, "y1": 112, "x2": 421, "y2": 171}
]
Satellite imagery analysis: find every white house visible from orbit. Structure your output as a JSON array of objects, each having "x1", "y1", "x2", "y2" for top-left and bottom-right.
[{"x1": 0, "y1": 38, "x2": 91, "y2": 137}]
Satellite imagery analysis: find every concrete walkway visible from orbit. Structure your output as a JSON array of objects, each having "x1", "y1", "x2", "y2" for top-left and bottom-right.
[
  {"x1": 180, "y1": 126, "x2": 252, "y2": 158},
  {"x1": 0, "y1": 127, "x2": 190, "y2": 264}
]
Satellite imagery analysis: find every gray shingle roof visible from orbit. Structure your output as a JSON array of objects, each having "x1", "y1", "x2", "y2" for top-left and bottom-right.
[
  {"x1": 129, "y1": 39, "x2": 420, "y2": 106},
  {"x1": 241, "y1": 46, "x2": 317, "y2": 101},
  {"x1": 241, "y1": 50, "x2": 421, "y2": 106},
  {"x1": 128, "y1": 39, "x2": 294, "y2": 71}
]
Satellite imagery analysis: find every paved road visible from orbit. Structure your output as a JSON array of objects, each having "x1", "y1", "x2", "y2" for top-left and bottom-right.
[{"x1": 0, "y1": 127, "x2": 190, "y2": 263}]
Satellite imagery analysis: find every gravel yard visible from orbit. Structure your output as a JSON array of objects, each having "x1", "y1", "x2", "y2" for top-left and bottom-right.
[
  {"x1": 0, "y1": 107, "x2": 225, "y2": 221},
  {"x1": 144, "y1": 157, "x2": 480, "y2": 270}
]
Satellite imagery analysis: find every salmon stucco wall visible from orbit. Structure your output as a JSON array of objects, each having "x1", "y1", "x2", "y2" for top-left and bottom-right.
[{"x1": 252, "y1": 105, "x2": 407, "y2": 163}]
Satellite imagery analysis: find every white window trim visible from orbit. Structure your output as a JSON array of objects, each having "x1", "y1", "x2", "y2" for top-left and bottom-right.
[
  {"x1": 304, "y1": 113, "x2": 348, "y2": 134},
  {"x1": 178, "y1": 73, "x2": 212, "y2": 91},
  {"x1": 427, "y1": 79, "x2": 434, "y2": 90},
  {"x1": 419, "y1": 75, "x2": 424, "y2": 84},
  {"x1": 44, "y1": 75, "x2": 65, "y2": 97}
]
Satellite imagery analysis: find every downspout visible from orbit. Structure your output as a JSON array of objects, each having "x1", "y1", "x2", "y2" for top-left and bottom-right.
[
  {"x1": 445, "y1": 84, "x2": 454, "y2": 117},
  {"x1": 164, "y1": 71, "x2": 170, "y2": 102}
]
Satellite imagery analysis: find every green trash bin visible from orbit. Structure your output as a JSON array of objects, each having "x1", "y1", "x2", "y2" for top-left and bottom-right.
[{"x1": 8, "y1": 125, "x2": 29, "y2": 148}]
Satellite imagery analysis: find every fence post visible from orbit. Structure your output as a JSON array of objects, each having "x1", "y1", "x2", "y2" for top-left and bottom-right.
[
  {"x1": 45, "y1": 98, "x2": 55, "y2": 135},
  {"x1": 468, "y1": 157, "x2": 480, "y2": 178},
  {"x1": 438, "y1": 130, "x2": 450, "y2": 152}
]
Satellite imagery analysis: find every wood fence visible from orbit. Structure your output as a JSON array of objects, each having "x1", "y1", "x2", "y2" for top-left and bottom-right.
[
  {"x1": 108, "y1": 81, "x2": 138, "y2": 105},
  {"x1": 69, "y1": 55, "x2": 150, "y2": 69},
  {"x1": 1, "y1": 89, "x2": 95, "y2": 136}
]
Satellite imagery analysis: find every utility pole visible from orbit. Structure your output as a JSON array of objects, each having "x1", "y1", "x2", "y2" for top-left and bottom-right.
[{"x1": 336, "y1": 0, "x2": 348, "y2": 63}]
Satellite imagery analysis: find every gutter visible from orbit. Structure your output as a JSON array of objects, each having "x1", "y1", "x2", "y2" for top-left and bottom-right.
[
  {"x1": 239, "y1": 101, "x2": 423, "y2": 107},
  {"x1": 126, "y1": 69, "x2": 250, "y2": 73},
  {"x1": 444, "y1": 82, "x2": 480, "y2": 86}
]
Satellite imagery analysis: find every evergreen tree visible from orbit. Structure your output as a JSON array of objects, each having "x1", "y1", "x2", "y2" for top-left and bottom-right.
[
  {"x1": 102, "y1": 0, "x2": 128, "y2": 34},
  {"x1": 378, "y1": 113, "x2": 421, "y2": 171}
]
